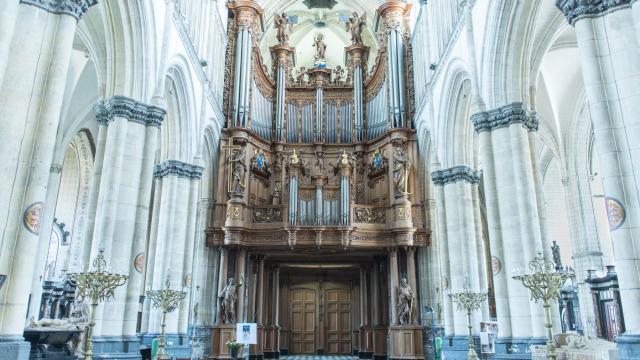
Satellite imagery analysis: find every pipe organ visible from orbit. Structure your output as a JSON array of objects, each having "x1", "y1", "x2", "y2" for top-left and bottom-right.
[{"x1": 208, "y1": 1, "x2": 427, "y2": 359}]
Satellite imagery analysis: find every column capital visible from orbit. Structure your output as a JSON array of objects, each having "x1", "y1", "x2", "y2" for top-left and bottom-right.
[
  {"x1": 153, "y1": 160, "x2": 204, "y2": 180},
  {"x1": 377, "y1": 1, "x2": 412, "y2": 34},
  {"x1": 93, "y1": 96, "x2": 167, "y2": 128},
  {"x1": 556, "y1": 0, "x2": 632, "y2": 25},
  {"x1": 20, "y1": 0, "x2": 97, "y2": 21},
  {"x1": 227, "y1": 0, "x2": 263, "y2": 29},
  {"x1": 471, "y1": 102, "x2": 538, "y2": 133},
  {"x1": 431, "y1": 165, "x2": 480, "y2": 186}
]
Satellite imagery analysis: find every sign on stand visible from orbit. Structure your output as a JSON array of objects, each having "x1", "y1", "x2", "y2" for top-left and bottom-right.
[{"x1": 237, "y1": 323, "x2": 257, "y2": 360}]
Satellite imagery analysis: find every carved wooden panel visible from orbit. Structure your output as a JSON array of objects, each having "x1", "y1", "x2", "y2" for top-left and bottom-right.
[
  {"x1": 325, "y1": 288, "x2": 352, "y2": 354},
  {"x1": 290, "y1": 288, "x2": 316, "y2": 354}
]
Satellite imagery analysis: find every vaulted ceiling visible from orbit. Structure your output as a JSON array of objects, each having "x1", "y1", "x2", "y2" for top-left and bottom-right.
[{"x1": 257, "y1": 0, "x2": 385, "y2": 70}]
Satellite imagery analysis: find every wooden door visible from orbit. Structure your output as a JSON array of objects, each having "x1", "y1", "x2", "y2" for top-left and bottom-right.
[
  {"x1": 325, "y1": 288, "x2": 352, "y2": 354},
  {"x1": 290, "y1": 288, "x2": 316, "y2": 354},
  {"x1": 604, "y1": 301, "x2": 622, "y2": 340}
]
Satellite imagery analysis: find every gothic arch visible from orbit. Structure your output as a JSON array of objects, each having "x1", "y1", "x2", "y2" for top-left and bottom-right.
[{"x1": 161, "y1": 59, "x2": 198, "y2": 162}]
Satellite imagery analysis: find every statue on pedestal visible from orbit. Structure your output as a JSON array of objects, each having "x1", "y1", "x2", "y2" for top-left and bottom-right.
[
  {"x1": 392, "y1": 148, "x2": 411, "y2": 196},
  {"x1": 397, "y1": 277, "x2": 414, "y2": 325},
  {"x1": 218, "y1": 277, "x2": 241, "y2": 324},
  {"x1": 313, "y1": 33, "x2": 327, "y2": 66},
  {"x1": 345, "y1": 12, "x2": 366, "y2": 45},
  {"x1": 228, "y1": 149, "x2": 246, "y2": 195},
  {"x1": 274, "y1": 13, "x2": 292, "y2": 45}
]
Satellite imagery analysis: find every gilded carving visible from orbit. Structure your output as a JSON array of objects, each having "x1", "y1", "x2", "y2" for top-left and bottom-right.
[
  {"x1": 354, "y1": 207, "x2": 385, "y2": 224},
  {"x1": 253, "y1": 207, "x2": 283, "y2": 223}
]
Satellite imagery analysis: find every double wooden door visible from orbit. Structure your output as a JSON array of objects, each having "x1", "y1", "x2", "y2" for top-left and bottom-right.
[{"x1": 289, "y1": 287, "x2": 352, "y2": 354}]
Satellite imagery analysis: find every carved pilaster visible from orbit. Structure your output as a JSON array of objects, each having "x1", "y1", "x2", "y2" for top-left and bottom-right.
[
  {"x1": 556, "y1": 0, "x2": 632, "y2": 25},
  {"x1": 20, "y1": 0, "x2": 97, "y2": 21}
]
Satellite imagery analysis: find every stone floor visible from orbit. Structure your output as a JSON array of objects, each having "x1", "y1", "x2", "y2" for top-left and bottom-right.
[{"x1": 281, "y1": 356, "x2": 356, "y2": 360}]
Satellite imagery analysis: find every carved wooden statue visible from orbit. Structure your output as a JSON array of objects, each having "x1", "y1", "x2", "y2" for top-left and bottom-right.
[
  {"x1": 218, "y1": 277, "x2": 241, "y2": 324},
  {"x1": 229, "y1": 149, "x2": 246, "y2": 194},
  {"x1": 346, "y1": 12, "x2": 366, "y2": 45},
  {"x1": 313, "y1": 33, "x2": 327, "y2": 63},
  {"x1": 397, "y1": 277, "x2": 414, "y2": 325},
  {"x1": 274, "y1": 13, "x2": 291, "y2": 45},
  {"x1": 392, "y1": 148, "x2": 411, "y2": 195}
]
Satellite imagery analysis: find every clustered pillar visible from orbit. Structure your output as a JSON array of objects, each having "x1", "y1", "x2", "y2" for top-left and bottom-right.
[
  {"x1": 0, "y1": 1, "x2": 96, "y2": 355},
  {"x1": 431, "y1": 166, "x2": 488, "y2": 337},
  {"x1": 556, "y1": 1, "x2": 640, "y2": 357}
]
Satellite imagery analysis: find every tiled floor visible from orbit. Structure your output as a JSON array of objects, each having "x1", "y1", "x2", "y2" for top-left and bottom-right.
[{"x1": 281, "y1": 356, "x2": 356, "y2": 360}]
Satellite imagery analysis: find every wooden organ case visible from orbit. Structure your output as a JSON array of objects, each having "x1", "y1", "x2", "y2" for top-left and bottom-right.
[{"x1": 207, "y1": 1, "x2": 428, "y2": 359}]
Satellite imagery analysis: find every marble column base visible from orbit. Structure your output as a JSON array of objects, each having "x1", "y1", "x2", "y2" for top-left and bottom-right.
[
  {"x1": 0, "y1": 336, "x2": 30, "y2": 360},
  {"x1": 91, "y1": 335, "x2": 140, "y2": 359},
  {"x1": 494, "y1": 337, "x2": 546, "y2": 359},
  {"x1": 617, "y1": 334, "x2": 640, "y2": 360},
  {"x1": 441, "y1": 336, "x2": 479, "y2": 360}
]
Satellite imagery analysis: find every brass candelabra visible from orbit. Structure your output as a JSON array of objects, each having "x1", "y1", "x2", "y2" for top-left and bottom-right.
[
  {"x1": 449, "y1": 281, "x2": 487, "y2": 360},
  {"x1": 68, "y1": 250, "x2": 128, "y2": 360},
  {"x1": 147, "y1": 276, "x2": 187, "y2": 360},
  {"x1": 512, "y1": 253, "x2": 574, "y2": 360}
]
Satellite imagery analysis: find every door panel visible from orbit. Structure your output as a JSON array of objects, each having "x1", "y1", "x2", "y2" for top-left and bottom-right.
[
  {"x1": 290, "y1": 288, "x2": 316, "y2": 354},
  {"x1": 325, "y1": 288, "x2": 352, "y2": 354}
]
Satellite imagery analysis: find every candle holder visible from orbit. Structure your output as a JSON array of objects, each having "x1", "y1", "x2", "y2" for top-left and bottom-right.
[
  {"x1": 68, "y1": 250, "x2": 128, "y2": 360},
  {"x1": 449, "y1": 281, "x2": 486, "y2": 360},
  {"x1": 146, "y1": 276, "x2": 187, "y2": 360},
  {"x1": 512, "y1": 253, "x2": 574, "y2": 360}
]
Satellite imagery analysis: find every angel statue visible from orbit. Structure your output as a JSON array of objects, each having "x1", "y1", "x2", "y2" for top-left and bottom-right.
[
  {"x1": 346, "y1": 12, "x2": 366, "y2": 45},
  {"x1": 313, "y1": 33, "x2": 327, "y2": 64},
  {"x1": 274, "y1": 13, "x2": 292, "y2": 45}
]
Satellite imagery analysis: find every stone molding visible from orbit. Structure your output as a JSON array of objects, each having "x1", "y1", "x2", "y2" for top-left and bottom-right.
[
  {"x1": 154, "y1": 160, "x2": 204, "y2": 180},
  {"x1": 93, "y1": 96, "x2": 166, "y2": 128},
  {"x1": 471, "y1": 102, "x2": 538, "y2": 133},
  {"x1": 20, "y1": 0, "x2": 98, "y2": 21},
  {"x1": 556, "y1": 0, "x2": 632, "y2": 25},
  {"x1": 431, "y1": 165, "x2": 480, "y2": 186}
]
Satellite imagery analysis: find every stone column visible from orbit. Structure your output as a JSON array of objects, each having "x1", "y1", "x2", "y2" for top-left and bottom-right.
[
  {"x1": 272, "y1": 266, "x2": 280, "y2": 327},
  {"x1": 26, "y1": 163, "x2": 64, "y2": 320},
  {"x1": 556, "y1": 2, "x2": 640, "y2": 356},
  {"x1": 360, "y1": 267, "x2": 367, "y2": 328},
  {"x1": 471, "y1": 103, "x2": 547, "y2": 345},
  {"x1": 388, "y1": 248, "x2": 399, "y2": 325},
  {"x1": 0, "y1": 0, "x2": 19, "y2": 87},
  {"x1": 371, "y1": 261, "x2": 380, "y2": 326},
  {"x1": 235, "y1": 248, "x2": 248, "y2": 322},
  {"x1": 0, "y1": 2, "x2": 96, "y2": 355},
  {"x1": 432, "y1": 166, "x2": 490, "y2": 339}
]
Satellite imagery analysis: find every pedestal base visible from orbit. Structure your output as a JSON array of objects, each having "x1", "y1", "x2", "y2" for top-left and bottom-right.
[
  {"x1": 249, "y1": 325, "x2": 264, "y2": 360},
  {"x1": 441, "y1": 336, "x2": 479, "y2": 360},
  {"x1": 388, "y1": 325, "x2": 424, "y2": 360},
  {"x1": 494, "y1": 337, "x2": 546, "y2": 359},
  {"x1": 91, "y1": 335, "x2": 141, "y2": 359},
  {"x1": 617, "y1": 334, "x2": 640, "y2": 360},
  {"x1": 373, "y1": 326, "x2": 388, "y2": 359},
  {"x1": 0, "y1": 336, "x2": 30, "y2": 360},
  {"x1": 210, "y1": 324, "x2": 237, "y2": 360}
]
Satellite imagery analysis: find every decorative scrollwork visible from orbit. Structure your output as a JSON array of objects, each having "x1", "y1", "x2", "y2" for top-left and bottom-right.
[
  {"x1": 253, "y1": 207, "x2": 283, "y2": 223},
  {"x1": 354, "y1": 207, "x2": 385, "y2": 224}
]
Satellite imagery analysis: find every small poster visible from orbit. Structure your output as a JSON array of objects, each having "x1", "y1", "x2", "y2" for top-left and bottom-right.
[
  {"x1": 236, "y1": 323, "x2": 257, "y2": 345},
  {"x1": 480, "y1": 321, "x2": 498, "y2": 354}
]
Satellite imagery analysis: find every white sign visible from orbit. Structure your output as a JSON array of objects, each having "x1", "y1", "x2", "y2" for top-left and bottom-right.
[
  {"x1": 236, "y1": 323, "x2": 258, "y2": 345},
  {"x1": 480, "y1": 321, "x2": 498, "y2": 354}
]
